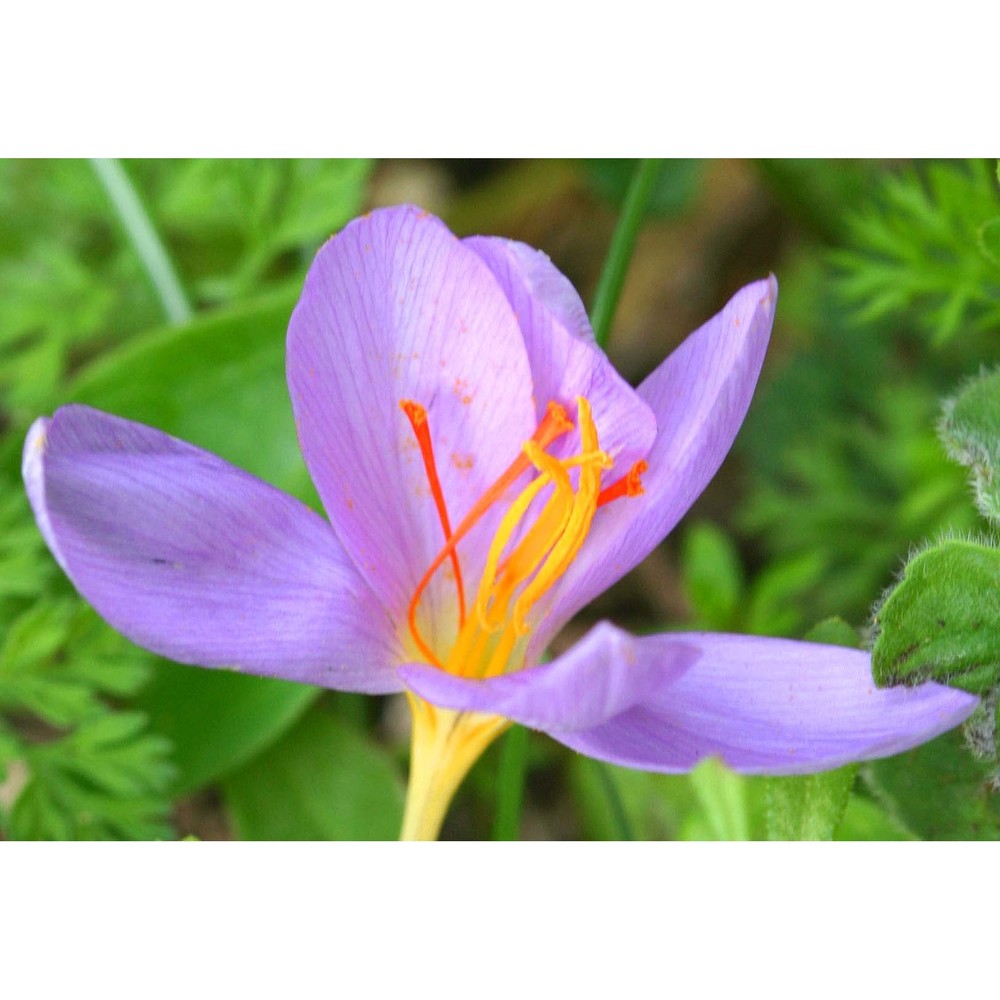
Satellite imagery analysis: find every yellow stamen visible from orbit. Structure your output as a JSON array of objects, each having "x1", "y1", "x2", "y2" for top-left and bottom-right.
[{"x1": 473, "y1": 442, "x2": 574, "y2": 633}]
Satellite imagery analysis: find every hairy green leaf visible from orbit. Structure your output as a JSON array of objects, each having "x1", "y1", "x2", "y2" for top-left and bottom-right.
[
  {"x1": 940, "y1": 367, "x2": 1000, "y2": 523},
  {"x1": 872, "y1": 537, "x2": 1000, "y2": 695}
]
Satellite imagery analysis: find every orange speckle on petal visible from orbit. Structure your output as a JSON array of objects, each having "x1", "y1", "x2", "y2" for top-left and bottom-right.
[
  {"x1": 453, "y1": 377, "x2": 473, "y2": 405},
  {"x1": 451, "y1": 452, "x2": 475, "y2": 473}
]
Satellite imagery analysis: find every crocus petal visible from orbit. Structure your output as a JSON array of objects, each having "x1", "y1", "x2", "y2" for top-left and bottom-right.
[
  {"x1": 554, "y1": 632, "x2": 979, "y2": 774},
  {"x1": 465, "y1": 236, "x2": 595, "y2": 344},
  {"x1": 464, "y1": 236, "x2": 656, "y2": 473},
  {"x1": 532, "y1": 277, "x2": 778, "y2": 657},
  {"x1": 287, "y1": 206, "x2": 537, "y2": 640},
  {"x1": 399, "y1": 621, "x2": 698, "y2": 733},
  {"x1": 23, "y1": 405, "x2": 404, "y2": 693}
]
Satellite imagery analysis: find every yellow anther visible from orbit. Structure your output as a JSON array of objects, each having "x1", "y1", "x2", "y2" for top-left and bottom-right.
[{"x1": 472, "y1": 440, "x2": 573, "y2": 633}]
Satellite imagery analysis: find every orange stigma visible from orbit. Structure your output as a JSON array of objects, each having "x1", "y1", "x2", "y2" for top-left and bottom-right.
[
  {"x1": 596, "y1": 460, "x2": 648, "y2": 507},
  {"x1": 401, "y1": 400, "x2": 467, "y2": 647}
]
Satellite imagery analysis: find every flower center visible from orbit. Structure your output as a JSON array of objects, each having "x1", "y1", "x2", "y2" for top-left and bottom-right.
[{"x1": 400, "y1": 396, "x2": 647, "y2": 679}]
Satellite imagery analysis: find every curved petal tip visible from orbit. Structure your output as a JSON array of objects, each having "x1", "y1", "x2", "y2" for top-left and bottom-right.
[
  {"x1": 400, "y1": 622, "x2": 698, "y2": 734},
  {"x1": 554, "y1": 633, "x2": 979, "y2": 775}
]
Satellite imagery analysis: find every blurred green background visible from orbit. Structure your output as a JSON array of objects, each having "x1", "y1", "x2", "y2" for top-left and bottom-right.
[{"x1": 2, "y1": 158, "x2": 999, "y2": 840}]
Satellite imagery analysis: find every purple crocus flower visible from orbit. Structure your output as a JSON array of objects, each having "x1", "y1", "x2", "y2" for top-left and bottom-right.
[{"x1": 23, "y1": 205, "x2": 977, "y2": 839}]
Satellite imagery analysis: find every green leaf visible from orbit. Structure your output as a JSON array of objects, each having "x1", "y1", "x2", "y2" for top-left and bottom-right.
[
  {"x1": 802, "y1": 615, "x2": 860, "y2": 649},
  {"x1": 269, "y1": 159, "x2": 372, "y2": 252},
  {"x1": 940, "y1": 367, "x2": 1000, "y2": 523},
  {"x1": 871, "y1": 537, "x2": 1000, "y2": 695},
  {"x1": 679, "y1": 520, "x2": 744, "y2": 629},
  {"x1": 686, "y1": 758, "x2": 753, "y2": 840},
  {"x1": 977, "y1": 216, "x2": 1000, "y2": 267},
  {"x1": 864, "y1": 727, "x2": 1000, "y2": 840},
  {"x1": 834, "y1": 793, "x2": 915, "y2": 840},
  {"x1": 744, "y1": 551, "x2": 827, "y2": 637},
  {"x1": 135, "y1": 661, "x2": 317, "y2": 795},
  {"x1": 223, "y1": 704, "x2": 404, "y2": 840},
  {"x1": 763, "y1": 766, "x2": 857, "y2": 840}
]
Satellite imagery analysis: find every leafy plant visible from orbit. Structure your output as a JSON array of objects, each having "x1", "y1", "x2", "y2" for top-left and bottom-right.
[
  {"x1": 0, "y1": 601, "x2": 173, "y2": 839},
  {"x1": 832, "y1": 159, "x2": 1000, "y2": 346}
]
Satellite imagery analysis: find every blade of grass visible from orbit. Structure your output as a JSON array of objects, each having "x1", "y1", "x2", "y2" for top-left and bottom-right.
[
  {"x1": 89, "y1": 158, "x2": 193, "y2": 325},
  {"x1": 595, "y1": 761, "x2": 634, "y2": 840},
  {"x1": 589, "y1": 159, "x2": 662, "y2": 349},
  {"x1": 491, "y1": 725, "x2": 529, "y2": 840}
]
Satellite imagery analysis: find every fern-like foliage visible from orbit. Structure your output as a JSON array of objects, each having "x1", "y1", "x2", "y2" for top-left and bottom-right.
[
  {"x1": 0, "y1": 598, "x2": 175, "y2": 840},
  {"x1": 831, "y1": 159, "x2": 1000, "y2": 346}
]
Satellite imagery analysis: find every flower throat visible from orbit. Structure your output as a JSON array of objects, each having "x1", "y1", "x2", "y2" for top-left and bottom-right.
[{"x1": 400, "y1": 396, "x2": 646, "y2": 679}]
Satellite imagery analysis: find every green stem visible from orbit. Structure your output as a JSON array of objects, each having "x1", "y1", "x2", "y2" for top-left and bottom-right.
[
  {"x1": 491, "y1": 725, "x2": 529, "y2": 840},
  {"x1": 589, "y1": 159, "x2": 662, "y2": 349},
  {"x1": 595, "y1": 762, "x2": 634, "y2": 840},
  {"x1": 89, "y1": 158, "x2": 193, "y2": 325}
]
